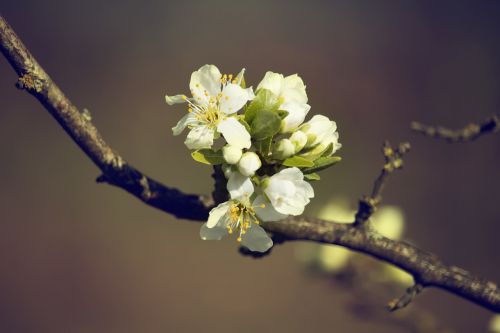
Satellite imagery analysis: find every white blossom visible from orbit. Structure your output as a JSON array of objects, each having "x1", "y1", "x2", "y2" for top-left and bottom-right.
[
  {"x1": 200, "y1": 172, "x2": 285, "y2": 252},
  {"x1": 257, "y1": 71, "x2": 311, "y2": 133},
  {"x1": 237, "y1": 152, "x2": 261, "y2": 177},
  {"x1": 264, "y1": 167, "x2": 314, "y2": 215},
  {"x1": 299, "y1": 115, "x2": 342, "y2": 157},
  {"x1": 300, "y1": 115, "x2": 336, "y2": 147},
  {"x1": 273, "y1": 138, "x2": 295, "y2": 160},
  {"x1": 167, "y1": 65, "x2": 254, "y2": 149}
]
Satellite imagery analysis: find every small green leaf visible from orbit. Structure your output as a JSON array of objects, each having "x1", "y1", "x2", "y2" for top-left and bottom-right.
[
  {"x1": 191, "y1": 149, "x2": 225, "y2": 165},
  {"x1": 251, "y1": 110, "x2": 281, "y2": 140},
  {"x1": 303, "y1": 156, "x2": 342, "y2": 174},
  {"x1": 255, "y1": 136, "x2": 273, "y2": 157},
  {"x1": 277, "y1": 110, "x2": 289, "y2": 119},
  {"x1": 304, "y1": 173, "x2": 321, "y2": 181},
  {"x1": 245, "y1": 89, "x2": 281, "y2": 124},
  {"x1": 283, "y1": 155, "x2": 315, "y2": 168},
  {"x1": 320, "y1": 143, "x2": 334, "y2": 157},
  {"x1": 300, "y1": 143, "x2": 331, "y2": 161}
]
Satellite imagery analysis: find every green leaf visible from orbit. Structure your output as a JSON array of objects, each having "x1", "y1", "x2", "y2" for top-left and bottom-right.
[
  {"x1": 191, "y1": 149, "x2": 225, "y2": 165},
  {"x1": 300, "y1": 143, "x2": 331, "y2": 161},
  {"x1": 245, "y1": 89, "x2": 281, "y2": 124},
  {"x1": 255, "y1": 136, "x2": 273, "y2": 157},
  {"x1": 283, "y1": 155, "x2": 315, "y2": 168},
  {"x1": 303, "y1": 156, "x2": 342, "y2": 174},
  {"x1": 304, "y1": 173, "x2": 321, "y2": 181},
  {"x1": 251, "y1": 110, "x2": 281, "y2": 140}
]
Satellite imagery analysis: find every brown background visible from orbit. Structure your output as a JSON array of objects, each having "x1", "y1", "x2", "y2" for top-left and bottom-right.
[{"x1": 1, "y1": 1, "x2": 500, "y2": 332}]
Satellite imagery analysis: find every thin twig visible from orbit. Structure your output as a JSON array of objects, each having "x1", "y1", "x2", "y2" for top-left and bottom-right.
[
  {"x1": 387, "y1": 283, "x2": 424, "y2": 312},
  {"x1": 1, "y1": 14, "x2": 500, "y2": 313},
  {"x1": 411, "y1": 115, "x2": 500, "y2": 143},
  {"x1": 354, "y1": 141, "x2": 410, "y2": 226}
]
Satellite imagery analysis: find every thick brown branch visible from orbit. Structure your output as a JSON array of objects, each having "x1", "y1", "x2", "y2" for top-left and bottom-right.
[
  {"x1": 264, "y1": 218, "x2": 500, "y2": 313},
  {"x1": 1, "y1": 14, "x2": 499, "y2": 313},
  {"x1": 411, "y1": 115, "x2": 500, "y2": 143},
  {"x1": 0, "y1": 15, "x2": 211, "y2": 221}
]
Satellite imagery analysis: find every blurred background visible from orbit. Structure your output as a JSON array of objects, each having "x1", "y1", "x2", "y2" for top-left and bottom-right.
[{"x1": 1, "y1": 0, "x2": 500, "y2": 332}]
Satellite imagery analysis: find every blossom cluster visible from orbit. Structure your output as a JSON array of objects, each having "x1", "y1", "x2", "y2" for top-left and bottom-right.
[{"x1": 166, "y1": 65, "x2": 341, "y2": 252}]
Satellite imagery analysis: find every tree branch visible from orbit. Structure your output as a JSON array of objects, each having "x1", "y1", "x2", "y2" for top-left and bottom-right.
[
  {"x1": 0, "y1": 15, "x2": 212, "y2": 221},
  {"x1": 411, "y1": 114, "x2": 500, "y2": 143},
  {"x1": 1, "y1": 14, "x2": 499, "y2": 313}
]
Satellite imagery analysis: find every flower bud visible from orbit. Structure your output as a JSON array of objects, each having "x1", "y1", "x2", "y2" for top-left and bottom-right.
[
  {"x1": 237, "y1": 152, "x2": 261, "y2": 176},
  {"x1": 289, "y1": 131, "x2": 307, "y2": 153},
  {"x1": 222, "y1": 145, "x2": 242, "y2": 165},
  {"x1": 273, "y1": 139, "x2": 295, "y2": 160},
  {"x1": 300, "y1": 115, "x2": 337, "y2": 148}
]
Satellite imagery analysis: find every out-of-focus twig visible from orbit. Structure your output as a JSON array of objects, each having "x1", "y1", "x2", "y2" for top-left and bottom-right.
[
  {"x1": 354, "y1": 141, "x2": 410, "y2": 226},
  {"x1": 411, "y1": 115, "x2": 499, "y2": 143}
]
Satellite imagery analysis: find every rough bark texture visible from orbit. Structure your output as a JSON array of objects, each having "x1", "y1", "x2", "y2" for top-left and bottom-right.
[{"x1": 1, "y1": 15, "x2": 499, "y2": 313}]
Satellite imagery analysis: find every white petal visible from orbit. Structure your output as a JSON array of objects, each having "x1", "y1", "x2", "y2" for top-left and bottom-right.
[
  {"x1": 227, "y1": 172, "x2": 254, "y2": 200},
  {"x1": 219, "y1": 83, "x2": 252, "y2": 115},
  {"x1": 246, "y1": 87, "x2": 255, "y2": 100},
  {"x1": 200, "y1": 223, "x2": 228, "y2": 240},
  {"x1": 241, "y1": 224, "x2": 273, "y2": 253},
  {"x1": 172, "y1": 113, "x2": 194, "y2": 136},
  {"x1": 281, "y1": 103, "x2": 311, "y2": 133},
  {"x1": 165, "y1": 94, "x2": 187, "y2": 105},
  {"x1": 235, "y1": 68, "x2": 246, "y2": 85},
  {"x1": 217, "y1": 117, "x2": 251, "y2": 149},
  {"x1": 276, "y1": 167, "x2": 304, "y2": 182},
  {"x1": 184, "y1": 125, "x2": 215, "y2": 149},
  {"x1": 207, "y1": 202, "x2": 231, "y2": 228},
  {"x1": 282, "y1": 74, "x2": 308, "y2": 105},
  {"x1": 253, "y1": 195, "x2": 288, "y2": 222},
  {"x1": 190, "y1": 64, "x2": 222, "y2": 106},
  {"x1": 300, "y1": 180, "x2": 314, "y2": 199},
  {"x1": 256, "y1": 71, "x2": 284, "y2": 97}
]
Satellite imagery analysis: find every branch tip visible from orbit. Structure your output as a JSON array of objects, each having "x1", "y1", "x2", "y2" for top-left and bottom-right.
[
  {"x1": 412, "y1": 114, "x2": 499, "y2": 143},
  {"x1": 387, "y1": 283, "x2": 424, "y2": 312}
]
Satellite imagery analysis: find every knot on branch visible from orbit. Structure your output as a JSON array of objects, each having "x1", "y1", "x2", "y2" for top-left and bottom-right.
[{"x1": 16, "y1": 73, "x2": 43, "y2": 92}]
